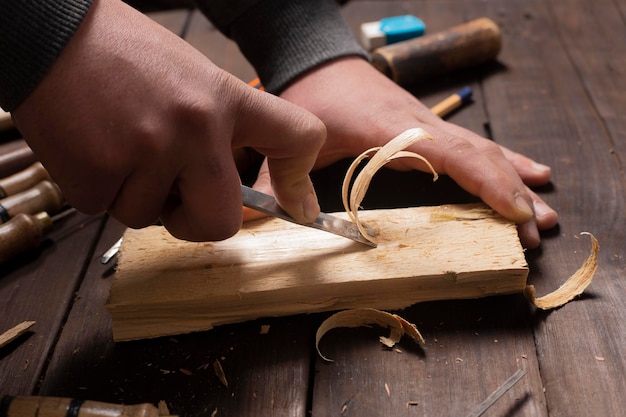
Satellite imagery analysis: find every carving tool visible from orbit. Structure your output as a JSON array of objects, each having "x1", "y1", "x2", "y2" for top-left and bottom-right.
[
  {"x1": 0, "y1": 140, "x2": 37, "y2": 178},
  {"x1": 101, "y1": 185, "x2": 376, "y2": 265},
  {"x1": 0, "y1": 395, "x2": 174, "y2": 417},
  {"x1": 0, "y1": 208, "x2": 76, "y2": 263},
  {"x1": 465, "y1": 369, "x2": 527, "y2": 417},
  {"x1": 0, "y1": 162, "x2": 52, "y2": 199},
  {"x1": 371, "y1": 17, "x2": 502, "y2": 86},
  {"x1": 0, "y1": 180, "x2": 64, "y2": 223},
  {"x1": 241, "y1": 185, "x2": 376, "y2": 247}
]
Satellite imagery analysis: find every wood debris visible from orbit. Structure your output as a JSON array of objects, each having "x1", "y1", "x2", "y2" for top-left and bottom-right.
[
  {"x1": 524, "y1": 232, "x2": 599, "y2": 309},
  {"x1": 315, "y1": 308, "x2": 424, "y2": 361},
  {"x1": 157, "y1": 400, "x2": 170, "y2": 416},
  {"x1": 0, "y1": 321, "x2": 35, "y2": 349},
  {"x1": 213, "y1": 359, "x2": 228, "y2": 387}
]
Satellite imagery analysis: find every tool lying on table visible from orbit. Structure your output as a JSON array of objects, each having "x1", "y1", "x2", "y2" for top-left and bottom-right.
[
  {"x1": 0, "y1": 180, "x2": 64, "y2": 224},
  {"x1": 371, "y1": 17, "x2": 502, "y2": 86},
  {"x1": 0, "y1": 162, "x2": 52, "y2": 199},
  {"x1": 0, "y1": 395, "x2": 174, "y2": 417},
  {"x1": 241, "y1": 185, "x2": 376, "y2": 247},
  {"x1": 0, "y1": 140, "x2": 37, "y2": 178},
  {"x1": 0, "y1": 208, "x2": 76, "y2": 264}
]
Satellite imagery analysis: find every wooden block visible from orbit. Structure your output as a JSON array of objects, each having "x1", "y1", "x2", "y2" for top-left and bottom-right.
[{"x1": 107, "y1": 204, "x2": 528, "y2": 341}]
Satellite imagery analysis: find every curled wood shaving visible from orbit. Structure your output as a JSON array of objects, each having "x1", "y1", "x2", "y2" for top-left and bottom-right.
[
  {"x1": 315, "y1": 308, "x2": 425, "y2": 362},
  {"x1": 524, "y1": 232, "x2": 599, "y2": 309},
  {"x1": 342, "y1": 128, "x2": 438, "y2": 243}
]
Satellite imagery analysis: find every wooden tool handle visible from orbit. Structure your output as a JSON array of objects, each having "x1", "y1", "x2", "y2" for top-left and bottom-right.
[
  {"x1": 0, "y1": 163, "x2": 51, "y2": 198},
  {"x1": 0, "y1": 212, "x2": 51, "y2": 263},
  {"x1": 0, "y1": 395, "x2": 161, "y2": 417},
  {"x1": 371, "y1": 17, "x2": 502, "y2": 86},
  {"x1": 0, "y1": 180, "x2": 64, "y2": 223},
  {"x1": 0, "y1": 140, "x2": 37, "y2": 178}
]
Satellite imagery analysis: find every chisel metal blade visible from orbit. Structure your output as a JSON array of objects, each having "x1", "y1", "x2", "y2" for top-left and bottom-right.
[{"x1": 241, "y1": 185, "x2": 376, "y2": 247}]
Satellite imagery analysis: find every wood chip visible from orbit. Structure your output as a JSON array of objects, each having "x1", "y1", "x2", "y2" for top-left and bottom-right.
[
  {"x1": 259, "y1": 324, "x2": 270, "y2": 334},
  {"x1": 315, "y1": 308, "x2": 424, "y2": 361},
  {"x1": 524, "y1": 233, "x2": 599, "y2": 309},
  {"x1": 0, "y1": 321, "x2": 35, "y2": 349},
  {"x1": 342, "y1": 128, "x2": 438, "y2": 244},
  {"x1": 213, "y1": 359, "x2": 228, "y2": 387},
  {"x1": 157, "y1": 400, "x2": 170, "y2": 415}
]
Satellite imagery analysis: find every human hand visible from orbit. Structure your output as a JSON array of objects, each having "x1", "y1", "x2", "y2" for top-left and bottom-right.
[
  {"x1": 12, "y1": 0, "x2": 324, "y2": 242},
  {"x1": 251, "y1": 57, "x2": 557, "y2": 248}
]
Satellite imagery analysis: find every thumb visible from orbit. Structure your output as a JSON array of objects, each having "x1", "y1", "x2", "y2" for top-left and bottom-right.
[{"x1": 234, "y1": 88, "x2": 326, "y2": 223}]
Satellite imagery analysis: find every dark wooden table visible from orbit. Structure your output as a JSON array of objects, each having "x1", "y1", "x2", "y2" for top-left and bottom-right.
[{"x1": 2, "y1": 1, "x2": 624, "y2": 416}]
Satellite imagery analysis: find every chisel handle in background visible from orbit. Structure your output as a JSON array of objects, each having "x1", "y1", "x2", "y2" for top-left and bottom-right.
[
  {"x1": 0, "y1": 140, "x2": 37, "y2": 178},
  {"x1": 0, "y1": 162, "x2": 51, "y2": 199},
  {"x1": 0, "y1": 212, "x2": 52, "y2": 263},
  {"x1": 0, "y1": 180, "x2": 64, "y2": 223},
  {"x1": 371, "y1": 17, "x2": 502, "y2": 86},
  {"x1": 0, "y1": 395, "x2": 164, "y2": 417}
]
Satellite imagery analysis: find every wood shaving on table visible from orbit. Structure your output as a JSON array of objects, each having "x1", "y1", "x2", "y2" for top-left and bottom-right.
[
  {"x1": 0, "y1": 321, "x2": 35, "y2": 349},
  {"x1": 525, "y1": 232, "x2": 599, "y2": 309},
  {"x1": 315, "y1": 308, "x2": 425, "y2": 361}
]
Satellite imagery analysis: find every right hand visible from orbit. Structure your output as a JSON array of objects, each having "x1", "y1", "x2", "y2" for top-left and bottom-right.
[{"x1": 12, "y1": 0, "x2": 325, "y2": 241}]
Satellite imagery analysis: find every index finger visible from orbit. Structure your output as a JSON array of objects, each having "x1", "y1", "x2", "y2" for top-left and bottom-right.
[{"x1": 232, "y1": 88, "x2": 326, "y2": 223}]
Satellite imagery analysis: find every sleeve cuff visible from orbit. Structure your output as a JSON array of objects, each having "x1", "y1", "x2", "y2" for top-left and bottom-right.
[{"x1": 0, "y1": 0, "x2": 94, "y2": 111}]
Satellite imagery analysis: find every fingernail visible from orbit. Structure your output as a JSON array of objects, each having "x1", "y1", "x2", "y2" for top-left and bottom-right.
[
  {"x1": 303, "y1": 191, "x2": 320, "y2": 222},
  {"x1": 533, "y1": 200, "x2": 552, "y2": 220},
  {"x1": 532, "y1": 161, "x2": 551, "y2": 173},
  {"x1": 533, "y1": 200, "x2": 558, "y2": 227},
  {"x1": 515, "y1": 195, "x2": 535, "y2": 220}
]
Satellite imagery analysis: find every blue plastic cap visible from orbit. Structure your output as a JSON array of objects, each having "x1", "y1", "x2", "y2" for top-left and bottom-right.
[
  {"x1": 457, "y1": 86, "x2": 473, "y2": 104},
  {"x1": 379, "y1": 15, "x2": 426, "y2": 44}
]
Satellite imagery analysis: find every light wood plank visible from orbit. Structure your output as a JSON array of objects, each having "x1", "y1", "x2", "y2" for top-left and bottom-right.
[{"x1": 107, "y1": 204, "x2": 528, "y2": 341}]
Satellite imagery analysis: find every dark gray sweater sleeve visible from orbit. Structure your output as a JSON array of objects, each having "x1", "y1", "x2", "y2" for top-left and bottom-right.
[
  {"x1": 0, "y1": 0, "x2": 94, "y2": 112},
  {"x1": 195, "y1": 0, "x2": 368, "y2": 94}
]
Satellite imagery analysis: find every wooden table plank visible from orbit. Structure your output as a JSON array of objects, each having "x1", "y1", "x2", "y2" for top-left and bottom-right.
[
  {"x1": 476, "y1": 0, "x2": 626, "y2": 415},
  {"x1": 0, "y1": 212, "x2": 106, "y2": 394}
]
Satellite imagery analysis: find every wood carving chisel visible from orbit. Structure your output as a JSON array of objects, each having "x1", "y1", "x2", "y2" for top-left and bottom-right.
[{"x1": 241, "y1": 185, "x2": 376, "y2": 247}]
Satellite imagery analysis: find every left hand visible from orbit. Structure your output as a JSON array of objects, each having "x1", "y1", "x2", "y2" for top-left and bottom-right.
[{"x1": 245, "y1": 57, "x2": 558, "y2": 248}]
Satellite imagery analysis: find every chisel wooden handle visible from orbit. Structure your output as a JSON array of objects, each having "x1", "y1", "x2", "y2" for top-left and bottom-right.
[
  {"x1": 0, "y1": 395, "x2": 163, "y2": 417},
  {"x1": 0, "y1": 140, "x2": 37, "y2": 178},
  {"x1": 0, "y1": 163, "x2": 51, "y2": 199},
  {"x1": 371, "y1": 17, "x2": 502, "y2": 86},
  {"x1": 0, "y1": 212, "x2": 52, "y2": 263},
  {"x1": 0, "y1": 180, "x2": 64, "y2": 223}
]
